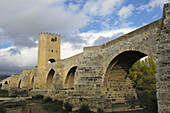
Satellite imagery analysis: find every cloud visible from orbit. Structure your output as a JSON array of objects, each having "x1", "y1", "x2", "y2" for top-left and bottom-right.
[
  {"x1": 61, "y1": 42, "x2": 84, "y2": 59},
  {"x1": 137, "y1": 0, "x2": 170, "y2": 12},
  {"x1": 0, "y1": 47, "x2": 37, "y2": 75},
  {"x1": 118, "y1": 4, "x2": 134, "y2": 19},
  {"x1": 0, "y1": 0, "x2": 89, "y2": 48},
  {"x1": 79, "y1": 28, "x2": 135, "y2": 46},
  {"x1": 83, "y1": 0, "x2": 123, "y2": 16},
  {"x1": 8, "y1": 48, "x2": 21, "y2": 55},
  {"x1": 94, "y1": 32, "x2": 124, "y2": 45}
]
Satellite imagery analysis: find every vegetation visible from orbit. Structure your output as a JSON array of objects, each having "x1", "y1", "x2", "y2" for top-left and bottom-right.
[
  {"x1": 127, "y1": 57, "x2": 157, "y2": 113},
  {"x1": 32, "y1": 94, "x2": 44, "y2": 100},
  {"x1": 43, "y1": 99, "x2": 64, "y2": 112},
  {"x1": 0, "y1": 84, "x2": 9, "y2": 97},
  {"x1": 44, "y1": 96, "x2": 52, "y2": 103},
  {"x1": 64, "y1": 102, "x2": 73, "y2": 112},
  {"x1": 97, "y1": 108, "x2": 104, "y2": 113},
  {"x1": 77, "y1": 104, "x2": 94, "y2": 113},
  {"x1": 0, "y1": 105, "x2": 6, "y2": 113}
]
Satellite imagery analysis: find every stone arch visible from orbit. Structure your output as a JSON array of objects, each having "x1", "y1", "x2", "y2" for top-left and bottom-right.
[
  {"x1": 18, "y1": 80, "x2": 21, "y2": 88},
  {"x1": 5, "y1": 81, "x2": 8, "y2": 84},
  {"x1": 103, "y1": 51, "x2": 147, "y2": 105},
  {"x1": 46, "y1": 69, "x2": 55, "y2": 89},
  {"x1": 30, "y1": 76, "x2": 34, "y2": 89},
  {"x1": 65, "y1": 66, "x2": 78, "y2": 89},
  {"x1": 48, "y1": 59, "x2": 55, "y2": 64}
]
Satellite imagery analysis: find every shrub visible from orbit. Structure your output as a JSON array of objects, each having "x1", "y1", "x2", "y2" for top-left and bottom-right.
[
  {"x1": 78, "y1": 104, "x2": 94, "y2": 113},
  {"x1": 54, "y1": 99, "x2": 63, "y2": 104},
  {"x1": 32, "y1": 94, "x2": 44, "y2": 100},
  {"x1": 97, "y1": 108, "x2": 104, "y2": 113},
  {"x1": 0, "y1": 90, "x2": 9, "y2": 97},
  {"x1": 0, "y1": 105, "x2": 6, "y2": 113},
  {"x1": 44, "y1": 97, "x2": 52, "y2": 103},
  {"x1": 64, "y1": 102, "x2": 73, "y2": 112}
]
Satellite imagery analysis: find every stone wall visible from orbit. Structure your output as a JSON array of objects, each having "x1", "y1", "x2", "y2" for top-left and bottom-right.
[
  {"x1": 1, "y1": 3, "x2": 170, "y2": 113},
  {"x1": 156, "y1": 3, "x2": 170, "y2": 113}
]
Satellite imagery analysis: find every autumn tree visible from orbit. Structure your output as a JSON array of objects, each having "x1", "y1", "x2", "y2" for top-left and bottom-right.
[{"x1": 128, "y1": 57, "x2": 157, "y2": 112}]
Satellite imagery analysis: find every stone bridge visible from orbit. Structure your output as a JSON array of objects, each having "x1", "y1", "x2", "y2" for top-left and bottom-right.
[{"x1": 1, "y1": 3, "x2": 170, "y2": 113}]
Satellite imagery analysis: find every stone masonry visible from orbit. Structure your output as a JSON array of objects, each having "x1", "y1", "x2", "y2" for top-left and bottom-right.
[{"x1": 0, "y1": 3, "x2": 170, "y2": 113}]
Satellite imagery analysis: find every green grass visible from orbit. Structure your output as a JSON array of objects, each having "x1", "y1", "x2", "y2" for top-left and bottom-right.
[{"x1": 0, "y1": 89, "x2": 9, "y2": 97}]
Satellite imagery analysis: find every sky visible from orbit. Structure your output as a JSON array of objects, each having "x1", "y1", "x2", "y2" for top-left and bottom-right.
[{"x1": 0, "y1": 0, "x2": 169, "y2": 75}]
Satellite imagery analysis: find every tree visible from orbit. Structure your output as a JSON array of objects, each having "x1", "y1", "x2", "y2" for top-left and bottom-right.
[
  {"x1": 128, "y1": 57, "x2": 156, "y2": 91},
  {"x1": 127, "y1": 57, "x2": 157, "y2": 113}
]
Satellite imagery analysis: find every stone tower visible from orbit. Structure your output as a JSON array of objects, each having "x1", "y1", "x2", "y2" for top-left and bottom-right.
[
  {"x1": 37, "y1": 32, "x2": 60, "y2": 69},
  {"x1": 35, "y1": 32, "x2": 60, "y2": 89}
]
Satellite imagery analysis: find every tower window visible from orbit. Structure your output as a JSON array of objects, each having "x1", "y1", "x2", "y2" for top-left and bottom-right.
[
  {"x1": 51, "y1": 37, "x2": 57, "y2": 42},
  {"x1": 51, "y1": 50, "x2": 53, "y2": 52}
]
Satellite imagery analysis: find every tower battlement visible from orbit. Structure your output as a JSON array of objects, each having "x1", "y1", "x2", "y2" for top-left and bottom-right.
[
  {"x1": 39, "y1": 32, "x2": 60, "y2": 39},
  {"x1": 37, "y1": 32, "x2": 60, "y2": 70}
]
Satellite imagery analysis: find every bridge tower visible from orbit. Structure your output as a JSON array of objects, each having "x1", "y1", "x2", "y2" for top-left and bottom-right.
[
  {"x1": 35, "y1": 32, "x2": 60, "y2": 89},
  {"x1": 37, "y1": 32, "x2": 60, "y2": 69}
]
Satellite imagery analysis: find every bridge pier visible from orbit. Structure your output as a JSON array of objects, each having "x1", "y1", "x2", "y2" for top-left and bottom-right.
[{"x1": 156, "y1": 3, "x2": 170, "y2": 113}]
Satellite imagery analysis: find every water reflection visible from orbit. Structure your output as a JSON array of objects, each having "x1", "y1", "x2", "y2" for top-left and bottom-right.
[{"x1": 6, "y1": 105, "x2": 53, "y2": 113}]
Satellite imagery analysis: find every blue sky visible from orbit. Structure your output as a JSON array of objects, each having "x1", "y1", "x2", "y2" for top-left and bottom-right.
[{"x1": 0, "y1": 0, "x2": 169, "y2": 75}]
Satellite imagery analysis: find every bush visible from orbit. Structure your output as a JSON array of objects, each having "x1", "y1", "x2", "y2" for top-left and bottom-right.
[
  {"x1": 0, "y1": 105, "x2": 6, "y2": 113},
  {"x1": 64, "y1": 102, "x2": 73, "y2": 112},
  {"x1": 32, "y1": 94, "x2": 44, "y2": 100},
  {"x1": 0, "y1": 89, "x2": 9, "y2": 97},
  {"x1": 54, "y1": 99, "x2": 63, "y2": 103},
  {"x1": 78, "y1": 104, "x2": 94, "y2": 113},
  {"x1": 97, "y1": 108, "x2": 104, "y2": 113},
  {"x1": 44, "y1": 97, "x2": 52, "y2": 103}
]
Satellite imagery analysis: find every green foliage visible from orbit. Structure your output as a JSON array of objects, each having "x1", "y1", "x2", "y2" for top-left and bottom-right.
[
  {"x1": 0, "y1": 105, "x2": 6, "y2": 113},
  {"x1": 0, "y1": 84, "x2": 9, "y2": 97},
  {"x1": 54, "y1": 99, "x2": 63, "y2": 104},
  {"x1": 44, "y1": 97, "x2": 52, "y2": 103},
  {"x1": 64, "y1": 102, "x2": 73, "y2": 112},
  {"x1": 0, "y1": 87, "x2": 9, "y2": 97},
  {"x1": 127, "y1": 57, "x2": 157, "y2": 112},
  {"x1": 78, "y1": 104, "x2": 94, "y2": 113},
  {"x1": 128, "y1": 57, "x2": 156, "y2": 91},
  {"x1": 97, "y1": 108, "x2": 104, "y2": 113},
  {"x1": 32, "y1": 94, "x2": 44, "y2": 100}
]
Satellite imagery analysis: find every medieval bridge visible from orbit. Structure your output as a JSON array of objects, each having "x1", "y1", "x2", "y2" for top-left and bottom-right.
[{"x1": 1, "y1": 3, "x2": 170, "y2": 113}]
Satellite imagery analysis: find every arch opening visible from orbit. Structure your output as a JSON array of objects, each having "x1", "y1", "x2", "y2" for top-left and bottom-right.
[
  {"x1": 103, "y1": 51, "x2": 147, "y2": 105},
  {"x1": 18, "y1": 80, "x2": 21, "y2": 88},
  {"x1": 65, "y1": 66, "x2": 78, "y2": 90},
  {"x1": 5, "y1": 81, "x2": 8, "y2": 84},
  {"x1": 103, "y1": 51, "x2": 157, "y2": 111},
  {"x1": 30, "y1": 76, "x2": 34, "y2": 89},
  {"x1": 48, "y1": 59, "x2": 55, "y2": 64},
  {"x1": 46, "y1": 69, "x2": 55, "y2": 89}
]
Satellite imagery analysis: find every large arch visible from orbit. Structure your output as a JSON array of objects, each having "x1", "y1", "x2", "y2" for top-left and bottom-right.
[
  {"x1": 46, "y1": 69, "x2": 55, "y2": 89},
  {"x1": 103, "y1": 51, "x2": 147, "y2": 105},
  {"x1": 65, "y1": 66, "x2": 78, "y2": 89}
]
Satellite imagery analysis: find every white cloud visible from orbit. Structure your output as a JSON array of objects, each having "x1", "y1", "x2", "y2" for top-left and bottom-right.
[
  {"x1": 79, "y1": 28, "x2": 135, "y2": 45},
  {"x1": 61, "y1": 42, "x2": 84, "y2": 59},
  {"x1": 137, "y1": 0, "x2": 170, "y2": 12},
  {"x1": 0, "y1": 46, "x2": 37, "y2": 74},
  {"x1": 118, "y1": 4, "x2": 134, "y2": 19},
  {"x1": 0, "y1": 0, "x2": 89, "y2": 48},
  {"x1": 83, "y1": 0, "x2": 123, "y2": 16}
]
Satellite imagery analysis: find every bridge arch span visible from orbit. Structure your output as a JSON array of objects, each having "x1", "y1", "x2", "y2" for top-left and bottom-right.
[
  {"x1": 46, "y1": 69, "x2": 55, "y2": 90},
  {"x1": 64, "y1": 66, "x2": 78, "y2": 89},
  {"x1": 102, "y1": 51, "x2": 149, "y2": 104}
]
